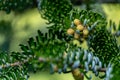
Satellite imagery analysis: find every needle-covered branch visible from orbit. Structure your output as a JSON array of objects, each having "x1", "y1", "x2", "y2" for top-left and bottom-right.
[{"x1": 0, "y1": 0, "x2": 120, "y2": 80}]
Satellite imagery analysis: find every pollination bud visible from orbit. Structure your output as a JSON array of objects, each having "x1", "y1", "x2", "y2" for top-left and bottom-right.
[
  {"x1": 67, "y1": 28, "x2": 75, "y2": 35},
  {"x1": 96, "y1": 57, "x2": 100, "y2": 65},
  {"x1": 92, "y1": 60, "x2": 95, "y2": 70},
  {"x1": 83, "y1": 29, "x2": 89, "y2": 36},
  {"x1": 85, "y1": 62, "x2": 89, "y2": 72},
  {"x1": 93, "y1": 57, "x2": 99, "y2": 65},
  {"x1": 106, "y1": 63, "x2": 113, "y2": 79},
  {"x1": 106, "y1": 70, "x2": 110, "y2": 78},
  {"x1": 74, "y1": 19, "x2": 81, "y2": 26},
  {"x1": 87, "y1": 53, "x2": 92, "y2": 64},
  {"x1": 105, "y1": 66, "x2": 113, "y2": 80},
  {"x1": 98, "y1": 61, "x2": 102, "y2": 69},
  {"x1": 108, "y1": 67, "x2": 112, "y2": 74},
  {"x1": 93, "y1": 66, "x2": 97, "y2": 73},
  {"x1": 76, "y1": 25, "x2": 84, "y2": 31},
  {"x1": 83, "y1": 19, "x2": 87, "y2": 26},
  {"x1": 83, "y1": 50, "x2": 88, "y2": 61},
  {"x1": 72, "y1": 60, "x2": 80, "y2": 69},
  {"x1": 74, "y1": 32, "x2": 80, "y2": 39}
]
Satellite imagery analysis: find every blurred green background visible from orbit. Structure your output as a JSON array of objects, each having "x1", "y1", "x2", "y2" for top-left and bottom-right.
[{"x1": 0, "y1": 3, "x2": 120, "y2": 80}]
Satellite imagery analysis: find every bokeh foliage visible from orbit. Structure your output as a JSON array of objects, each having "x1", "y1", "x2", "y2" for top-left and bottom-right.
[
  {"x1": 0, "y1": 20, "x2": 13, "y2": 51},
  {"x1": 0, "y1": 0, "x2": 36, "y2": 13}
]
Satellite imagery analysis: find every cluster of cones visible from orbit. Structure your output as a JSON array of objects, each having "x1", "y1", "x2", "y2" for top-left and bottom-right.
[{"x1": 67, "y1": 19, "x2": 89, "y2": 41}]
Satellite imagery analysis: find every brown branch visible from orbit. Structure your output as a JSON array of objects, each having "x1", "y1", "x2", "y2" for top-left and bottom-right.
[
  {"x1": 1, "y1": 58, "x2": 29, "y2": 68},
  {"x1": 0, "y1": 57, "x2": 49, "y2": 69},
  {"x1": 0, "y1": 56, "x2": 106, "y2": 74}
]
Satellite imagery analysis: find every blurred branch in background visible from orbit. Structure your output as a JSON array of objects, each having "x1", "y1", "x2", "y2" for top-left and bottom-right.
[
  {"x1": 71, "y1": 0, "x2": 106, "y2": 17},
  {"x1": 0, "y1": 20, "x2": 13, "y2": 52},
  {"x1": 71, "y1": 0, "x2": 120, "y2": 5},
  {"x1": 0, "y1": 8, "x2": 48, "y2": 52}
]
